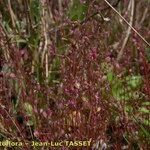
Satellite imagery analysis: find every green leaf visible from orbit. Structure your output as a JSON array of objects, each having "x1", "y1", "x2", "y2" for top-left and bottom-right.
[
  {"x1": 142, "y1": 119, "x2": 150, "y2": 126},
  {"x1": 28, "y1": 31, "x2": 40, "y2": 49},
  {"x1": 145, "y1": 47, "x2": 150, "y2": 62},
  {"x1": 68, "y1": 0, "x2": 88, "y2": 21},
  {"x1": 30, "y1": 0, "x2": 41, "y2": 24},
  {"x1": 126, "y1": 75, "x2": 142, "y2": 89},
  {"x1": 112, "y1": 81, "x2": 124, "y2": 100},
  {"x1": 142, "y1": 102, "x2": 150, "y2": 106},
  {"x1": 139, "y1": 107, "x2": 150, "y2": 114},
  {"x1": 107, "y1": 71, "x2": 114, "y2": 83},
  {"x1": 16, "y1": 38, "x2": 27, "y2": 49},
  {"x1": 125, "y1": 105, "x2": 133, "y2": 113},
  {"x1": 24, "y1": 102, "x2": 35, "y2": 126},
  {"x1": 111, "y1": 80, "x2": 136, "y2": 100},
  {"x1": 16, "y1": 39, "x2": 27, "y2": 44},
  {"x1": 24, "y1": 102, "x2": 33, "y2": 115}
]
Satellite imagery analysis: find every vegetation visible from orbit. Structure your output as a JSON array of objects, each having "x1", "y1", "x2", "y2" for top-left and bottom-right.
[{"x1": 0, "y1": 0, "x2": 150, "y2": 149}]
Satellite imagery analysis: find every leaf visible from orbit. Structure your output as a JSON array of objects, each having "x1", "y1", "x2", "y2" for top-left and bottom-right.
[
  {"x1": 145, "y1": 47, "x2": 150, "y2": 62},
  {"x1": 112, "y1": 81, "x2": 124, "y2": 100},
  {"x1": 30, "y1": 0, "x2": 40, "y2": 24},
  {"x1": 125, "y1": 105, "x2": 133, "y2": 113},
  {"x1": 111, "y1": 79, "x2": 135, "y2": 100},
  {"x1": 16, "y1": 38, "x2": 27, "y2": 44},
  {"x1": 24, "y1": 102, "x2": 33, "y2": 115},
  {"x1": 16, "y1": 38, "x2": 27, "y2": 49},
  {"x1": 107, "y1": 71, "x2": 114, "y2": 83},
  {"x1": 24, "y1": 102, "x2": 35, "y2": 126},
  {"x1": 126, "y1": 75, "x2": 142, "y2": 89},
  {"x1": 68, "y1": 0, "x2": 88, "y2": 21},
  {"x1": 142, "y1": 119, "x2": 150, "y2": 126},
  {"x1": 142, "y1": 102, "x2": 150, "y2": 106},
  {"x1": 28, "y1": 31, "x2": 40, "y2": 49},
  {"x1": 139, "y1": 107, "x2": 150, "y2": 114}
]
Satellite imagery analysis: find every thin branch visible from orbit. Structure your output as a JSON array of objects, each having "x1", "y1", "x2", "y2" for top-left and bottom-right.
[
  {"x1": 80, "y1": 0, "x2": 121, "y2": 25},
  {"x1": 8, "y1": 0, "x2": 17, "y2": 29},
  {"x1": 117, "y1": 0, "x2": 135, "y2": 61},
  {"x1": 104, "y1": 0, "x2": 150, "y2": 47},
  {"x1": 140, "y1": 7, "x2": 148, "y2": 26},
  {"x1": 40, "y1": 1, "x2": 49, "y2": 79}
]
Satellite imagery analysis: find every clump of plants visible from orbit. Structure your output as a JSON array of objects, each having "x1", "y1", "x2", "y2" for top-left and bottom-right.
[{"x1": 0, "y1": 0, "x2": 149, "y2": 149}]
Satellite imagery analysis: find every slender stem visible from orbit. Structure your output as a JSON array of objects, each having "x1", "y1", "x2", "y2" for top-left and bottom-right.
[
  {"x1": 117, "y1": 0, "x2": 135, "y2": 61},
  {"x1": 104, "y1": 0, "x2": 150, "y2": 47}
]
